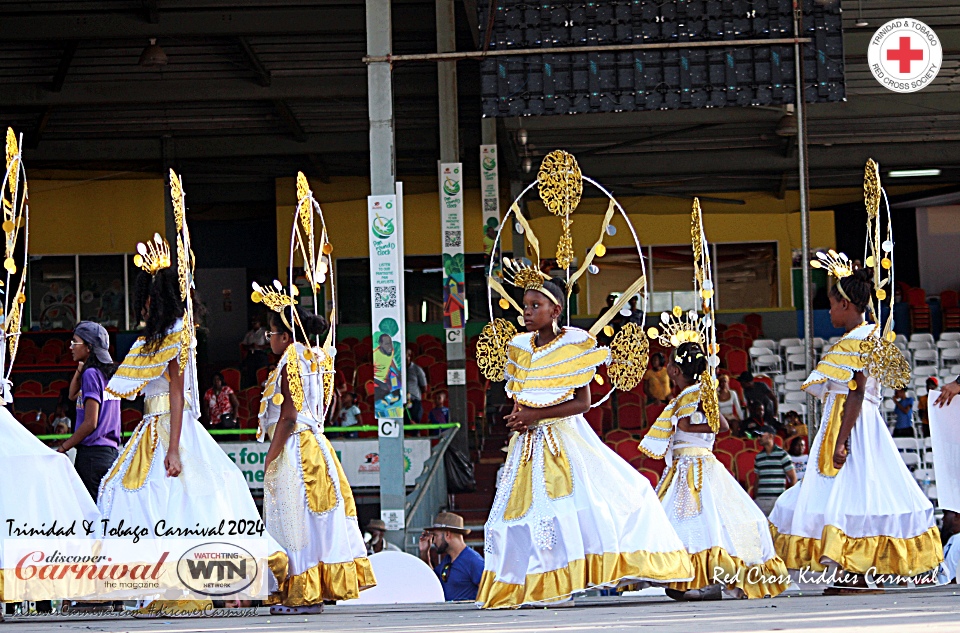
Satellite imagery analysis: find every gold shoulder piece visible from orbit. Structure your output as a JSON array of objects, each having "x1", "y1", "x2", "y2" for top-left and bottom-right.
[
  {"x1": 285, "y1": 344, "x2": 305, "y2": 412},
  {"x1": 477, "y1": 319, "x2": 517, "y2": 381},
  {"x1": 608, "y1": 323, "x2": 649, "y2": 392},
  {"x1": 699, "y1": 371, "x2": 721, "y2": 433},
  {"x1": 859, "y1": 337, "x2": 910, "y2": 390}
]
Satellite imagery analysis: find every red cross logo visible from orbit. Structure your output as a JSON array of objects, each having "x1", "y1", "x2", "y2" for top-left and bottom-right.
[{"x1": 886, "y1": 36, "x2": 924, "y2": 73}]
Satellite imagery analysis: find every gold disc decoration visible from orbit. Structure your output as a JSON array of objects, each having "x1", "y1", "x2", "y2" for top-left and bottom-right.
[
  {"x1": 537, "y1": 150, "x2": 582, "y2": 270},
  {"x1": 476, "y1": 318, "x2": 518, "y2": 381},
  {"x1": 608, "y1": 323, "x2": 649, "y2": 392},
  {"x1": 859, "y1": 337, "x2": 910, "y2": 390}
]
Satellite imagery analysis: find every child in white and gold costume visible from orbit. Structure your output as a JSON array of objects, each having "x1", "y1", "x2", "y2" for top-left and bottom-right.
[
  {"x1": 770, "y1": 162, "x2": 942, "y2": 589},
  {"x1": 253, "y1": 172, "x2": 374, "y2": 614},
  {"x1": 476, "y1": 277, "x2": 692, "y2": 609},
  {"x1": 641, "y1": 200, "x2": 788, "y2": 601},
  {"x1": 640, "y1": 342, "x2": 789, "y2": 600},
  {"x1": 257, "y1": 308, "x2": 375, "y2": 613}
]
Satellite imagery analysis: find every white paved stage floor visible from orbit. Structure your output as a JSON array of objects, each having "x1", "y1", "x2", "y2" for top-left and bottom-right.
[{"x1": 3, "y1": 588, "x2": 960, "y2": 632}]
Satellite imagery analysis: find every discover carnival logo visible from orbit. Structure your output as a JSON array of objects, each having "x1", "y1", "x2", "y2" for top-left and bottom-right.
[{"x1": 868, "y1": 19, "x2": 942, "y2": 93}]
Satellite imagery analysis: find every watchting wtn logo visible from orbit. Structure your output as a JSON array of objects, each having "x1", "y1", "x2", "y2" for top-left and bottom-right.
[{"x1": 3, "y1": 538, "x2": 270, "y2": 601}]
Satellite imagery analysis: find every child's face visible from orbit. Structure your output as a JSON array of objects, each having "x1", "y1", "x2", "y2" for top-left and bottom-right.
[{"x1": 343, "y1": 394, "x2": 355, "y2": 407}]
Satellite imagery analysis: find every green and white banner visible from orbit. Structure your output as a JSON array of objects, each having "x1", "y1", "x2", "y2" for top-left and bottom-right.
[
  {"x1": 439, "y1": 163, "x2": 466, "y2": 329},
  {"x1": 220, "y1": 439, "x2": 432, "y2": 489},
  {"x1": 480, "y1": 144, "x2": 501, "y2": 256},
  {"x1": 367, "y1": 194, "x2": 406, "y2": 419}
]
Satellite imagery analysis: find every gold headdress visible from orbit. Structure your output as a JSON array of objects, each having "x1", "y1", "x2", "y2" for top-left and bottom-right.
[
  {"x1": 479, "y1": 149, "x2": 650, "y2": 396},
  {"x1": 810, "y1": 249, "x2": 853, "y2": 301},
  {"x1": 502, "y1": 257, "x2": 559, "y2": 305},
  {"x1": 0, "y1": 128, "x2": 30, "y2": 398},
  {"x1": 645, "y1": 198, "x2": 720, "y2": 432},
  {"x1": 252, "y1": 172, "x2": 336, "y2": 413},
  {"x1": 133, "y1": 233, "x2": 171, "y2": 275}
]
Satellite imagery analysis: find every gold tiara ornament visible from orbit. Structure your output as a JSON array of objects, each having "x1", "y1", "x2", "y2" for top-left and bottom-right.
[
  {"x1": 648, "y1": 306, "x2": 707, "y2": 348},
  {"x1": 811, "y1": 249, "x2": 853, "y2": 280},
  {"x1": 502, "y1": 257, "x2": 559, "y2": 305},
  {"x1": 134, "y1": 233, "x2": 171, "y2": 275}
]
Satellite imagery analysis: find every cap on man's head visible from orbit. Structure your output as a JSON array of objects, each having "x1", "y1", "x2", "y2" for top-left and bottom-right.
[
  {"x1": 364, "y1": 519, "x2": 387, "y2": 532},
  {"x1": 424, "y1": 512, "x2": 470, "y2": 535},
  {"x1": 74, "y1": 321, "x2": 113, "y2": 364},
  {"x1": 758, "y1": 424, "x2": 777, "y2": 436}
]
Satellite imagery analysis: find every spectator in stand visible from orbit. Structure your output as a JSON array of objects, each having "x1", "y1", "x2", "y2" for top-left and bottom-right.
[
  {"x1": 739, "y1": 400, "x2": 768, "y2": 438},
  {"x1": 407, "y1": 348, "x2": 428, "y2": 423},
  {"x1": 50, "y1": 402, "x2": 72, "y2": 435},
  {"x1": 917, "y1": 377, "x2": 937, "y2": 438},
  {"x1": 753, "y1": 425, "x2": 797, "y2": 516},
  {"x1": 787, "y1": 436, "x2": 808, "y2": 480},
  {"x1": 57, "y1": 321, "x2": 121, "y2": 502},
  {"x1": 626, "y1": 295, "x2": 644, "y2": 326},
  {"x1": 203, "y1": 372, "x2": 239, "y2": 429},
  {"x1": 418, "y1": 512, "x2": 484, "y2": 601},
  {"x1": 644, "y1": 352, "x2": 672, "y2": 405},
  {"x1": 892, "y1": 388, "x2": 914, "y2": 438},
  {"x1": 597, "y1": 294, "x2": 618, "y2": 345},
  {"x1": 240, "y1": 316, "x2": 270, "y2": 388},
  {"x1": 339, "y1": 391, "x2": 361, "y2": 438},
  {"x1": 717, "y1": 374, "x2": 742, "y2": 424},
  {"x1": 428, "y1": 391, "x2": 450, "y2": 428},
  {"x1": 364, "y1": 519, "x2": 401, "y2": 555},
  {"x1": 738, "y1": 371, "x2": 777, "y2": 418},
  {"x1": 782, "y1": 409, "x2": 808, "y2": 442}
]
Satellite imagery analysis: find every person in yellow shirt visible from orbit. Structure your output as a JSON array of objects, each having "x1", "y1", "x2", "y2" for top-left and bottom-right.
[
  {"x1": 644, "y1": 352, "x2": 672, "y2": 404},
  {"x1": 372, "y1": 333, "x2": 400, "y2": 402}
]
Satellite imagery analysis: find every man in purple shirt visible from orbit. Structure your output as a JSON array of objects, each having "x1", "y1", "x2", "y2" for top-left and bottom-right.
[{"x1": 57, "y1": 321, "x2": 121, "y2": 502}]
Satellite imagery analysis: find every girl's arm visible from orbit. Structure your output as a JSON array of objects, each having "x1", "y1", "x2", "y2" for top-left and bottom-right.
[
  {"x1": 264, "y1": 366, "x2": 297, "y2": 471},
  {"x1": 59, "y1": 397, "x2": 99, "y2": 452},
  {"x1": 68, "y1": 362, "x2": 84, "y2": 400},
  {"x1": 505, "y1": 384, "x2": 591, "y2": 432},
  {"x1": 833, "y1": 371, "x2": 866, "y2": 469},
  {"x1": 165, "y1": 357, "x2": 184, "y2": 477}
]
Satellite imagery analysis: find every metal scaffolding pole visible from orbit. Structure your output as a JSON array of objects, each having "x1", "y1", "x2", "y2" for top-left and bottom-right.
[
  {"x1": 793, "y1": 2, "x2": 816, "y2": 440},
  {"x1": 366, "y1": 0, "x2": 405, "y2": 547}
]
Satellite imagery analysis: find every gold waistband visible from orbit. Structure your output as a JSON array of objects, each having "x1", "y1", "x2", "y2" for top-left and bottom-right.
[
  {"x1": 529, "y1": 415, "x2": 572, "y2": 430},
  {"x1": 673, "y1": 446, "x2": 714, "y2": 458},
  {"x1": 143, "y1": 392, "x2": 192, "y2": 417}
]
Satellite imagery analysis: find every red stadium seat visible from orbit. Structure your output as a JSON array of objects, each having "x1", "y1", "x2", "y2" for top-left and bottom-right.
[
  {"x1": 639, "y1": 468, "x2": 659, "y2": 488},
  {"x1": 619, "y1": 403, "x2": 644, "y2": 430}
]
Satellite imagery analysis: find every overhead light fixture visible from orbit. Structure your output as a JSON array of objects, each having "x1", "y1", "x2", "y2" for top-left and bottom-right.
[
  {"x1": 855, "y1": 0, "x2": 868, "y2": 27},
  {"x1": 775, "y1": 111, "x2": 797, "y2": 137},
  {"x1": 517, "y1": 128, "x2": 528, "y2": 146},
  {"x1": 888, "y1": 169, "x2": 941, "y2": 178},
  {"x1": 522, "y1": 156, "x2": 532, "y2": 173},
  {"x1": 139, "y1": 38, "x2": 168, "y2": 67}
]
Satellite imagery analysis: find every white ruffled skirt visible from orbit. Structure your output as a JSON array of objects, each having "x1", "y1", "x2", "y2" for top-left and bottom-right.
[
  {"x1": 657, "y1": 449, "x2": 788, "y2": 598},
  {"x1": 263, "y1": 426, "x2": 375, "y2": 605},
  {"x1": 98, "y1": 403, "x2": 287, "y2": 596},
  {"x1": 770, "y1": 392, "x2": 942, "y2": 576},
  {"x1": 0, "y1": 406, "x2": 101, "y2": 600},
  {"x1": 478, "y1": 414, "x2": 693, "y2": 609}
]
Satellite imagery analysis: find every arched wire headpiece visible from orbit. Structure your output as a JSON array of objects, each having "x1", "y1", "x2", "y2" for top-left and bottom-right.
[
  {"x1": 0, "y1": 129, "x2": 30, "y2": 402},
  {"x1": 478, "y1": 150, "x2": 650, "y2": 403},
  {"x1": 647, "y1": 198, "x2": 721, "y2": 432},
  {"x1": 809, "y1": 160, "x2": 908, "y2": 390},
  {"x1": 251, "y1": 172, "x2": 337, "y2": 417}
]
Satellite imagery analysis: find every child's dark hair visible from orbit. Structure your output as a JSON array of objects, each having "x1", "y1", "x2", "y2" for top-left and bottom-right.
[
  {"x1": 541, "y1": 277, "x2": 566, "y2": 307},
  {"x1": 83, "y1": 351, "x2": 116, "y2": 381},
  {"x1": 268, "y1": 308, "x2": 328, "y2": 339},
  {"x1": 830, "y1": 268, "x2": 874, "y2": 313},
  {"x1": 671, "y1": 341, "x2": 708, "y2": 381},
  {"x1": 134, "y1": 268, "x2": 185, "y2": 352}
]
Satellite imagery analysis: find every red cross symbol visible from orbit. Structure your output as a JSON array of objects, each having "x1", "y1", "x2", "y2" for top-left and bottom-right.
[{"x1": 887, "y1": 36, "x2": 924, "y2": 73}]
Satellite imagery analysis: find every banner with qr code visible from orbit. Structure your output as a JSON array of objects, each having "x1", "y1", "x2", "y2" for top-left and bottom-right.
[
  {"x1": 439, "y1": 163, "x2": 466, "y2": 329},
  {"x1": 480, "y1": 145, "x2": 500, "y2": 257},
  {"x1": 367, "y1": 194, "x2": 406, "y2": 419}
]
